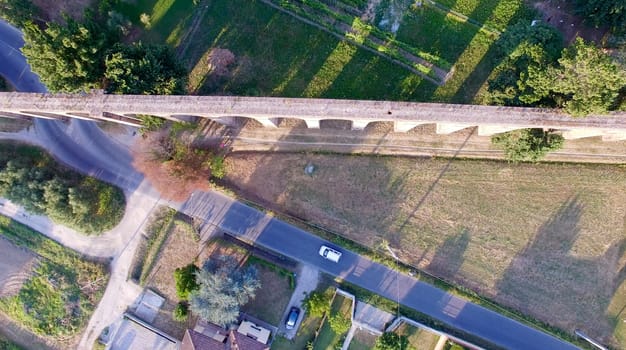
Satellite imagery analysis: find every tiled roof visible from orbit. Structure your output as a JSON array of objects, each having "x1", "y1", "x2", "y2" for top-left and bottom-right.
[
  {"x1": 229, "y1": 330, "x2": 269, "y2": 350},
  {"x1": 181, "y1": 329, "x2": 225, "y2": 350}
]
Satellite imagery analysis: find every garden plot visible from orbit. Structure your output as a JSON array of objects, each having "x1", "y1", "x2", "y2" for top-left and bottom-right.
[{"x1": 0, "y1": 238, "x2": 37, "y2": 298}]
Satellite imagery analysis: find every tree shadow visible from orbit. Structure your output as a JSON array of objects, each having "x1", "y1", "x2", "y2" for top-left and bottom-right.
[
  {"x1": 496, "y1": 196, "x2": 626, "y2": 344},
  {"x1": 427, "y1": 227, "x2": 470, "y2": 278}
]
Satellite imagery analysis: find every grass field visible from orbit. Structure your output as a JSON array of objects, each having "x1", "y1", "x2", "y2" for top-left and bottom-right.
[
  {"x1": 115, "y1": 0, "x2": 197, "y2": 45},
  {"x1": 241, "y1": 257, "x2": 294, "y2": 325},
  {"x1": 436, "y1": 0, "x2": 534, "y2": 31},
  {"x1": 112, "y1": 0, "x2": 540, "y2": 104},
  {"x1": 347, "y1": 329, "x2": 378, "y2": 350},
  {"x1": 223, "y1": 152, "x2": 626, "y2": 347},
  {"x1": 395, "y1": 323, "x2": 441, "y2": 350}
]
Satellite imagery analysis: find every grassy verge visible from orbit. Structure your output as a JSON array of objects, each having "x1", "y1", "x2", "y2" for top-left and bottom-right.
[
  {"x1": 0, "y1": 215, "x2": 109, "y2": 337},
  {"x1": 130, "y1": 207, "x2": 176, "y2": 285}
]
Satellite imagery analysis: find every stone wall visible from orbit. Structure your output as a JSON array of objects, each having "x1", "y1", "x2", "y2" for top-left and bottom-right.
[{"x1": 2, "y1": 91, "x2": 626, "y2": 140}]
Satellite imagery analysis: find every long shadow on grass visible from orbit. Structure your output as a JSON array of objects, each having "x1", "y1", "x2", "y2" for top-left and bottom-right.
[
  {"x1": 427, "y1": 227, "x2": 470, "y2": 278},
  {"x1": 179, "y1": 1, "x2": 350, "y2": 98},
  {"x1": 495, "y1": 196, "x2": 626, "y2": 344},
  {"x1": 389, "y1": 127, "x2": 476, "y2": 247},
  {"x1": 180, "y1": 0, "x2": 441, "y2": 100}
]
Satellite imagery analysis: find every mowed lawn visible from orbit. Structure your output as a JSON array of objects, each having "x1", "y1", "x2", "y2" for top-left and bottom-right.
[{"x1": 223, "y1": 153, "x2": 626, "y2": 347}]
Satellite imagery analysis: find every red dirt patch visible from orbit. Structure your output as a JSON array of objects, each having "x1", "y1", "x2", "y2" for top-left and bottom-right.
[
  {"x1": 529, "y1": 0, "x2": 609, "y2": 44},
  {"x1": 131, "y1": 132, "x2": 211, "y2": 202}
]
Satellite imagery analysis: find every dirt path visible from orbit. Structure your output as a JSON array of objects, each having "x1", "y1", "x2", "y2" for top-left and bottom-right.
[
  {"x1": 528, "y1": 0, "x2": 608, "y2": 44},
  {"x1": 221, "y1": 124, "x2": 626, "y2": 164}
]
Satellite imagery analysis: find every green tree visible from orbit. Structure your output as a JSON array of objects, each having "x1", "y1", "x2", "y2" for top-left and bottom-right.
[
  {"x1": 487, "y1": 22, "x2": 562, "y2": 106},
  {"x1": 0, "y1": 143, "x2": 125, "y2": 234},
  {"x1": 104, "y1": 42, "x2": 187, "y2": 95},
  {"x1": 21, "y1": 16, "x2": 118, "y2": 92},
  {"x1": 303, "y1": 291, "x2": 332, "y2": 318},
  {"x1": 527, "y1": 38, "x2": 626, "y2": 116},
  {"x1": 173, "y1": 301, "x2": 189, "y2": 322},
  {"x1": 138, "y1": 115, "x2": 166, "y2": 135},
  {"x1": 329, "y1": 314, "x2": 351, "y2": 334},
  {"x1": 575, "y1": 0, "x2": 626, "y2": 34},
  {"x1": 189, "y1": 255, "x2": 260, "y2": 327},
  {"x1": 375, "y1": 332, "x2": 411, "y2": 350},
  {"x1": 0, "y1": 0, "x2": 39, "y2": 27},
  {"x1": 174, "y1": 263, "x2": 199, "y2": 300},
  {"x1": 492, "y1": 128, "x2": 564, "y2": 162}
]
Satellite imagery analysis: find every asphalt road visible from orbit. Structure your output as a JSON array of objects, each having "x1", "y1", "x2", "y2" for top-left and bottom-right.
[{"x1": 0, "y1": 19, "x2": 581, "y2": 350}]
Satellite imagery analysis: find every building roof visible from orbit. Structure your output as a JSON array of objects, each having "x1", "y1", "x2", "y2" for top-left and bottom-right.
[
  {"x1": 183, "y1": 320, "x2": 270, "y2": 350},
  {"x1": 229, "y1": 330, "x2": 269, "y2": 350},
  {"x1": 236, "y1": 321, "x2": 270, "y2": 345},
  {"x1": 180, "y1": 329, "x2": 225, "y2": 350},
  {"x1": 108, "y1": 314, "x2": 178, "y2": 350}
]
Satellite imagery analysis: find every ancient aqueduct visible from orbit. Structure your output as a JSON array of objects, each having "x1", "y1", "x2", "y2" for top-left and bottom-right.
[{"x1": 2, "y1": 91, "x2": 626, "y2": 140}]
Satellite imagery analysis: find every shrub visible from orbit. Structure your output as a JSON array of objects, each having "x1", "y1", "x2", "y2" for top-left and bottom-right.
[
  {"x1": 173, "y1": 302, "x2": 189, "y2": 322},
  {"x1": 375, "y1": 332, "x2": 411, "y2": 350},
  {"x1": 491, "y1": 129, "x2": 564, "y2": 162},
  {"x1": 329, "y1": 314, "x2": 351, "y2": 335},
  {"x1": 174, "y1": 263, "x2": 199, "y2": 300},
  {"x1": 303, "y1": 290, "x2": 332, "y2": 318}
]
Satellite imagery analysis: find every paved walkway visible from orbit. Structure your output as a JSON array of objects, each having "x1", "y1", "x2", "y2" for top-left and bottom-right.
[
  {"x1": 354, "y1": 301, "x2": 395, "y2": 332},
  {"x1": 280, "y1": 264, "x2": 320, "y2": 339}
]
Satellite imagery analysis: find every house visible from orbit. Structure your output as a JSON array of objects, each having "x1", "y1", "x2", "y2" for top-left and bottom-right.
[
  {"x1": 180, "y1": 319, "x2": 270, "y2": 350},
  {"x1": 106, "y1": 313, "x2": 178, "y2": 350}
]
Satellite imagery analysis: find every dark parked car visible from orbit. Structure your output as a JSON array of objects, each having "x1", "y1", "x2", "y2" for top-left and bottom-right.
[{"x1": 285, "y1": 307, "x2": 300, "y2": 330}]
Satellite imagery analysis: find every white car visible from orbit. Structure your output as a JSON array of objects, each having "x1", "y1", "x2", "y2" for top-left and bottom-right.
[{"x1": 319, "y1": 245, "x2": 342, "y2": 263}]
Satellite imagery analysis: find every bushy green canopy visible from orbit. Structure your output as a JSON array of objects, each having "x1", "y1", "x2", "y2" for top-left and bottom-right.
[
  {"x1": 21, "y1": 17, "x2": 117, "y2": 92},
  {"x1": 189, "y1": 256, "x2": 260, "y2": 327},
  {"x1": 104, "y1": 42, "x2": 187, "y2": 95},
  {"x1": 575, "y1": 0, "x2": 626, "y2": 34},
  {"x1": 491, "y1": 129, "x2": 564, "y2": 162}
]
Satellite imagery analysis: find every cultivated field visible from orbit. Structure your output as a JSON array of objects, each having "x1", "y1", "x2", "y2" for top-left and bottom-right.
[
  {"x1": 0, "y1": 238, "x2": 37, "y2": 298},
  {"x1": 223, "y1": 152, "x2": 626, "y2": 347},
  {"x1": 0, "y1": 215, "x2": 108, "y2": 343}
]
